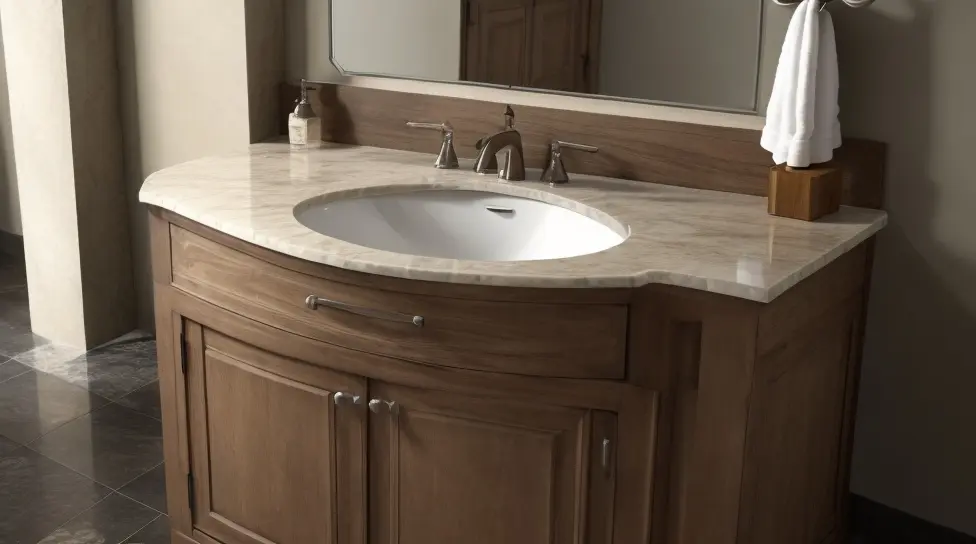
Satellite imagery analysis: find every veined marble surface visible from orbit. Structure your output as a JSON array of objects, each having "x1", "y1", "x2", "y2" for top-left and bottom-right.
[{"x1": 139, "y1": 143, "x2": 887, "y2": 302}]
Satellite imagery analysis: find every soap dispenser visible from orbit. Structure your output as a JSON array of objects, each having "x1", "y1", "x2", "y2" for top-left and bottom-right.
[{"x1": 289, "y1": 79, "x2": 321, "y2": 149}]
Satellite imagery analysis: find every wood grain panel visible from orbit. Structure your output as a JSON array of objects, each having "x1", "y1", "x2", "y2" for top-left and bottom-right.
[
  {"x1": 738, "y1": 298, "x2": 859, "y2": 544},
  {"x1": 283, "y1": 83, "x2": 886, "y2": 209},
  {"x1": 169, "y1": 225, "x2": 628, "y2": 379},
  {"x1": 186, "y1": 326, "x2": 366, "y2": 544},
  {"x1": 368, "y1": 380, "x2": 605, "y2": 544}
]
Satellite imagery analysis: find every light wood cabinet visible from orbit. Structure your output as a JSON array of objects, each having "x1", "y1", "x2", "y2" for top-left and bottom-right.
[
  {"x1": 368, "y1": 380, "x2": 615, "y2": 544},
  {"x1": 177, "y1": 319, "x2": 617, "y2": 544},
  {"x1": 183, "y1": 324, "x2": 366, "y2": 544},
  {"x1": 152, "y1": 208, "x2": 872, "y2": 544}
]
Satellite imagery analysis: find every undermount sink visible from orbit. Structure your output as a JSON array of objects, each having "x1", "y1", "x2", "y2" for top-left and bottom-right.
[{"x1": 294, "y1": 189, "x2": 627, "y2": 262}]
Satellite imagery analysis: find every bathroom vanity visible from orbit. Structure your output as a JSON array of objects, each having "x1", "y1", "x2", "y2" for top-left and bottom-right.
[{"x1": 143, "y1": 131, "x2": 886, "y2": 544}]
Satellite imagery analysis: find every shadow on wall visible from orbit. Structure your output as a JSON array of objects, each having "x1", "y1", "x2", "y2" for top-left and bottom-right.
[
  {"x1": 835, "y1": 0, "x2": 976, "y2": 536},
  {"x1": 114, "y1": 0, "x2": 150, "y2": 328},
  {"x1": 0, "y1": 10, "x2": 20, "y2": 237}
]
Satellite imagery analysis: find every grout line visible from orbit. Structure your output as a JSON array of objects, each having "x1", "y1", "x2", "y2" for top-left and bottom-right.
[
  {"x1": 114, "y1": 460, "x2": 165, "y2": 493},
  {"x1": 118, "y1": 513, "x2": 163, "y2": 544},
  {"x1": 33, "y1": 490, "x2": 118, "y2": 543}
]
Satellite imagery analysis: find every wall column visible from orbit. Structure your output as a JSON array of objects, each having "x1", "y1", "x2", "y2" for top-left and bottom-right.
[{"x1": 0, "y1": 0, "x2": 134, "y2": 348}]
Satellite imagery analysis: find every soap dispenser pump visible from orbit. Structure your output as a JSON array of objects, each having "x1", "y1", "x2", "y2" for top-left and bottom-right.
[{"x1": 289, "y1": 79, "x2": 321, "y2": 149}]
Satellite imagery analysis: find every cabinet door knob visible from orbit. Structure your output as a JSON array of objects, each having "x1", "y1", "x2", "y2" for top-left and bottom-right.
[
  {"x1": 369, "y1": 398, "x2": 400, "y2": 415},
  {"x1": 333, "y1": 392, "x2": 362, "y2": 405}
]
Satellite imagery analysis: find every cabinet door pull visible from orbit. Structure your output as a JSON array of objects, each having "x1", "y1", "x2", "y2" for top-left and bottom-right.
[
  {"x1": 601, "y1": 438, "x2": 611, "y2": 476},
  {"x1": 305, "y1": 295, "x2": 424, "y2": 327},
  {"x1": 333, "y1": 392, "x2": 362, "y2": 405},
  {"x1": 369, "y1": 398, "x2": 400, "y2": 415}
]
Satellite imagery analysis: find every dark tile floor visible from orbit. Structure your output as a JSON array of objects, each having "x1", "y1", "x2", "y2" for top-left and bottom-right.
[{"x1": 0, "y1": 253, "x2": 168, "y2": 544}]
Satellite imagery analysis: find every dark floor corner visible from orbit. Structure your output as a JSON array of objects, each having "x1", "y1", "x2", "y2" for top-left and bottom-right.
[
  {"x1": 851, "y1": 495, "x2": 976, "y2": 544},
  {"x1": 0, "y1": 250, "x2": 167, "y2": 544}
]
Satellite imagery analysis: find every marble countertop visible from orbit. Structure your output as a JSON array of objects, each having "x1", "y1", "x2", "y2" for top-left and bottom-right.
[{"x1": 139, "y1": 143, "x2": 887, "y2": 302}]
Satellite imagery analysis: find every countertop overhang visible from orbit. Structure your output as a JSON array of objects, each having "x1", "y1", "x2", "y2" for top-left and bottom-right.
[{"x1": 139, "y1": 143, "x2": 887, "y2": 302}]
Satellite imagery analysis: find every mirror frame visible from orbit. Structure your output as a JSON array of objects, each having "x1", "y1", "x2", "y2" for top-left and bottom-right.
[{"x1": 328, "y1": 0, "x2": 768, "y2": 115}]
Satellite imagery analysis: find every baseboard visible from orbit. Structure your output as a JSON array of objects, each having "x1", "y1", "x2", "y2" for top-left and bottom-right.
[
  {"x1": 0, "y1": 229, "x2": 23, "y2": 259},
  {"x1": 851, "y1": 494, "x2": 976, "y2": 543}
]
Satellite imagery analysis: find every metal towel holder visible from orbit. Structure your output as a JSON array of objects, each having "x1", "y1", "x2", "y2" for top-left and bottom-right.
[{"x1": 772, "y1": 0, "x2": 875, "y2": 11}]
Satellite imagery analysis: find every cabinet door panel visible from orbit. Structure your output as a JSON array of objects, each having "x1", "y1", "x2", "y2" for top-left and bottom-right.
[
  {"x1": 369, "y1": 381, "x2": 614, "y2": 544},
  {"x1": 185, "y1": 323, "x2": 366, "y2": 544}
]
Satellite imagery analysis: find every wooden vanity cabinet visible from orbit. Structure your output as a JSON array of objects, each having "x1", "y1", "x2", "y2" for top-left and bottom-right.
[
  {"x1": 152, "y1": 208, "x2": 872, "y2": 544},
  {"x1": 368, "y1": 381, "x2": 616, "y2": 544},
  {"x1": 181, "y1": 322, "x2": 367, "y2": 544}
]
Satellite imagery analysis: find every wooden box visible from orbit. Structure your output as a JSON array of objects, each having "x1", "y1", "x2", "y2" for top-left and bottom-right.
[{"x1": 768, "y1": 163, "x2": 843, "y2": 221}]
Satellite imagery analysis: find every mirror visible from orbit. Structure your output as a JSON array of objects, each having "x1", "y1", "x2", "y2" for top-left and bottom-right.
[{"x1": 330, "y1": 0, "x2": 767, "y2": 112}]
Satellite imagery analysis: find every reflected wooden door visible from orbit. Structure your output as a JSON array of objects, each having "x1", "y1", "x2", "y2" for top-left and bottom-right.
[{"x1": 464, "y1": 0, "x2": 597, "y2": 93}]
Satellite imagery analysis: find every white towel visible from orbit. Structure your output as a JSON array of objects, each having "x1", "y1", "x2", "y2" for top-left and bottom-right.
[{"x1": 761, "y1": 0, "x2": 842, "y2": 168}]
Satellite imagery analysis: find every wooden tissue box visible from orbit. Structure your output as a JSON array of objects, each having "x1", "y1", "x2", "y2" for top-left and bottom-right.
[{"x1": 768, "y1": 163, "x2": 843, "y2": 221}]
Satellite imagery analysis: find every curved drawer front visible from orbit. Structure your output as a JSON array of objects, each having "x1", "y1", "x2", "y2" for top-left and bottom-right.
[{"x1": 169, "y1": 226, "x2": 628, "y2": 379}]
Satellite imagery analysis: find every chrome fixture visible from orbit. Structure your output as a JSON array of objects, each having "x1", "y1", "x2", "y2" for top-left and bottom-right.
[
  {"x1": 772, "y1": 0, "x2": 875, "y2": 11},
  {"x1": 333, "y1": 392, "x2": 362, "y2": 405},
  {"x1": 541, "y1": 140, "x2": 599, "y2": 185},
  {"x1": 485, "y1": 205, "x2": 515, "y2": 214},
  {"x1": 305, "y1": 295, "x2": 425, "y2": 327},
  {"x1": 369, "y1": 398, "x2": 400, "y2": 414},
  {"x1": 601, "y1": 438, "x2": 612, "y2": 476},
  {"x1": 406, "y1": 121, "x2": 459, "y2": 169},
  {"x1": 474, "y1": 105, "x2": 525, "y2": 181}
]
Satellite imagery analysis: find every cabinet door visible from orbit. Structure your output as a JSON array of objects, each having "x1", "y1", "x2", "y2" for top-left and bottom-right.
[
  {"x1": 368, "y1": 380, "x2": 616, "y2": 544},
  {"x1": 184, "y1": 322, "x2": 366, "y2": 544}
]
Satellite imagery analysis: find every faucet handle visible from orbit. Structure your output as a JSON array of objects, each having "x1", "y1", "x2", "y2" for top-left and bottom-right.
[
  {"x1": 541, "y1": 140, "x2": 599, "y2": 185},
  {"x1": 406, "y1": 121, "x2": 459, "y2": 169}
]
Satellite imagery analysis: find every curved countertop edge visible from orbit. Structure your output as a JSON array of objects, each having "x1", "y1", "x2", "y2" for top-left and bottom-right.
[{"x1": 140, "y1": 143, "x2": 888, "y2": 303}]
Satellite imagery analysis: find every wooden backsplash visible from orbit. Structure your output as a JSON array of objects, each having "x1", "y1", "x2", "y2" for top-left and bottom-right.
[{"x1": 283, "y1": 83, "x2": 886, "y2": 209}]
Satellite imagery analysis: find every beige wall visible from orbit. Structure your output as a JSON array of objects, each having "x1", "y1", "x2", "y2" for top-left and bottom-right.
[
  {"x1": 331, "y1": 0, "x2": 460, "y2": 81},
  {"x1": 116, "y1": 0, "x2": 254, "y2": 328},
  {"x1": 0, "y1": 17, "x2": 19, "y2": 236},
  {"x1": 599, "y1": 0, "x2": 763, "y2": 111},
  {"x1": 835, "y1": 1, "x2": 976, "y2": 536},
  {"x1": 0, "y1": 0, "x2": 134, "y2": 348}
]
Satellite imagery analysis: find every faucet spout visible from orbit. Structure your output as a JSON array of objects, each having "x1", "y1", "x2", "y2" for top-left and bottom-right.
[{"x1": 474, "y1": 129, "x2": 526, "y2": 181}]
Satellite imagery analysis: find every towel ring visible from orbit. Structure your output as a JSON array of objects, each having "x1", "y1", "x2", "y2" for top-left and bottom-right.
[{"x1": 772, "y1": 0, "x2": 874, "y2": 10}]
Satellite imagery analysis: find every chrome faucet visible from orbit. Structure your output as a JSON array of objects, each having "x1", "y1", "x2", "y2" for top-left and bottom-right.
[{"x1": 474, "y1": 106, "x2": 526, "y2": 181}]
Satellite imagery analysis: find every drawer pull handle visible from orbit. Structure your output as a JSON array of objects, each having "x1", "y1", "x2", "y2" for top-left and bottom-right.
[
  {"x1": 601, "y1": 438, "x2": 611, "y2": 476},
  {"x1": 305, "y1": 295, "x2": 425, "y2": 327},
  {"x1": 369, "y1": 398, "x2": 400, "y2": 415},
  {"x1": 333, "y1": 392, "x2": 362, "y2": 406}
]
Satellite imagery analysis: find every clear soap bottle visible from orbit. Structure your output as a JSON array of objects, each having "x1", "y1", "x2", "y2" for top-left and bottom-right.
[{"x1": 289, "y1": 79, "x2": 321, "y2": 149}]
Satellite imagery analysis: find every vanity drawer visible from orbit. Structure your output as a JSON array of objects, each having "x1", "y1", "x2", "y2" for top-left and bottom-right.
[{"x1": 169, "y1": 226, "x2": 628, "y2": 379}]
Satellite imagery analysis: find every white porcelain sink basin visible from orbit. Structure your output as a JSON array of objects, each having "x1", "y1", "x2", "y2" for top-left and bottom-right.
[{"x1": 295, "y1": 189, "x2": 626, "y2": 262}]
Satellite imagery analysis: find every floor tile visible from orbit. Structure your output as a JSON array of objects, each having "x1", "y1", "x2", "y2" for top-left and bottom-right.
[
  {"x1": 115, "y1": 381, "x2": 162, "y2": 421},
  {"x1": 0, "y1": 370, "x2": 109, "y2": 445},
  {"x1": 0, "y1": 358, "x2": 31, "y2": 383},
  {"x1": 0, "y1": 261, "x2": 26, "y2": 292},
  {"x1": 16, "y1": 339, "x2": 158, "y2": 400},
  {"x1": 0, "y1": 447, "x2": 111, "y2": 544},
  {"x1": 0, "y1": 288, "x2": 51, "y2": 359},
  {"x1": 118, "y1": 463, "x2": 167, "y2": 513},
  {"x1": 30, "y1": 403, "x2": 164, "y2": 489},
  {"x1": 0, "y1": 434, "x2": 19, "y2": 458},
  {"x1": 94, "y1": 330, "x2": 155, "y2": 351},
  {"x1": 37, "y1": 493, "x2": 160, "y2": 544},
  {"x1": 122, "y1": 515, "x2": 170, "y2": 544}
]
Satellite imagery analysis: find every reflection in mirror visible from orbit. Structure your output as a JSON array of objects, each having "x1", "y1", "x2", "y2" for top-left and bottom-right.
[{"x1": 330, "y1": 0, "x2": 765, "y2": 112}]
